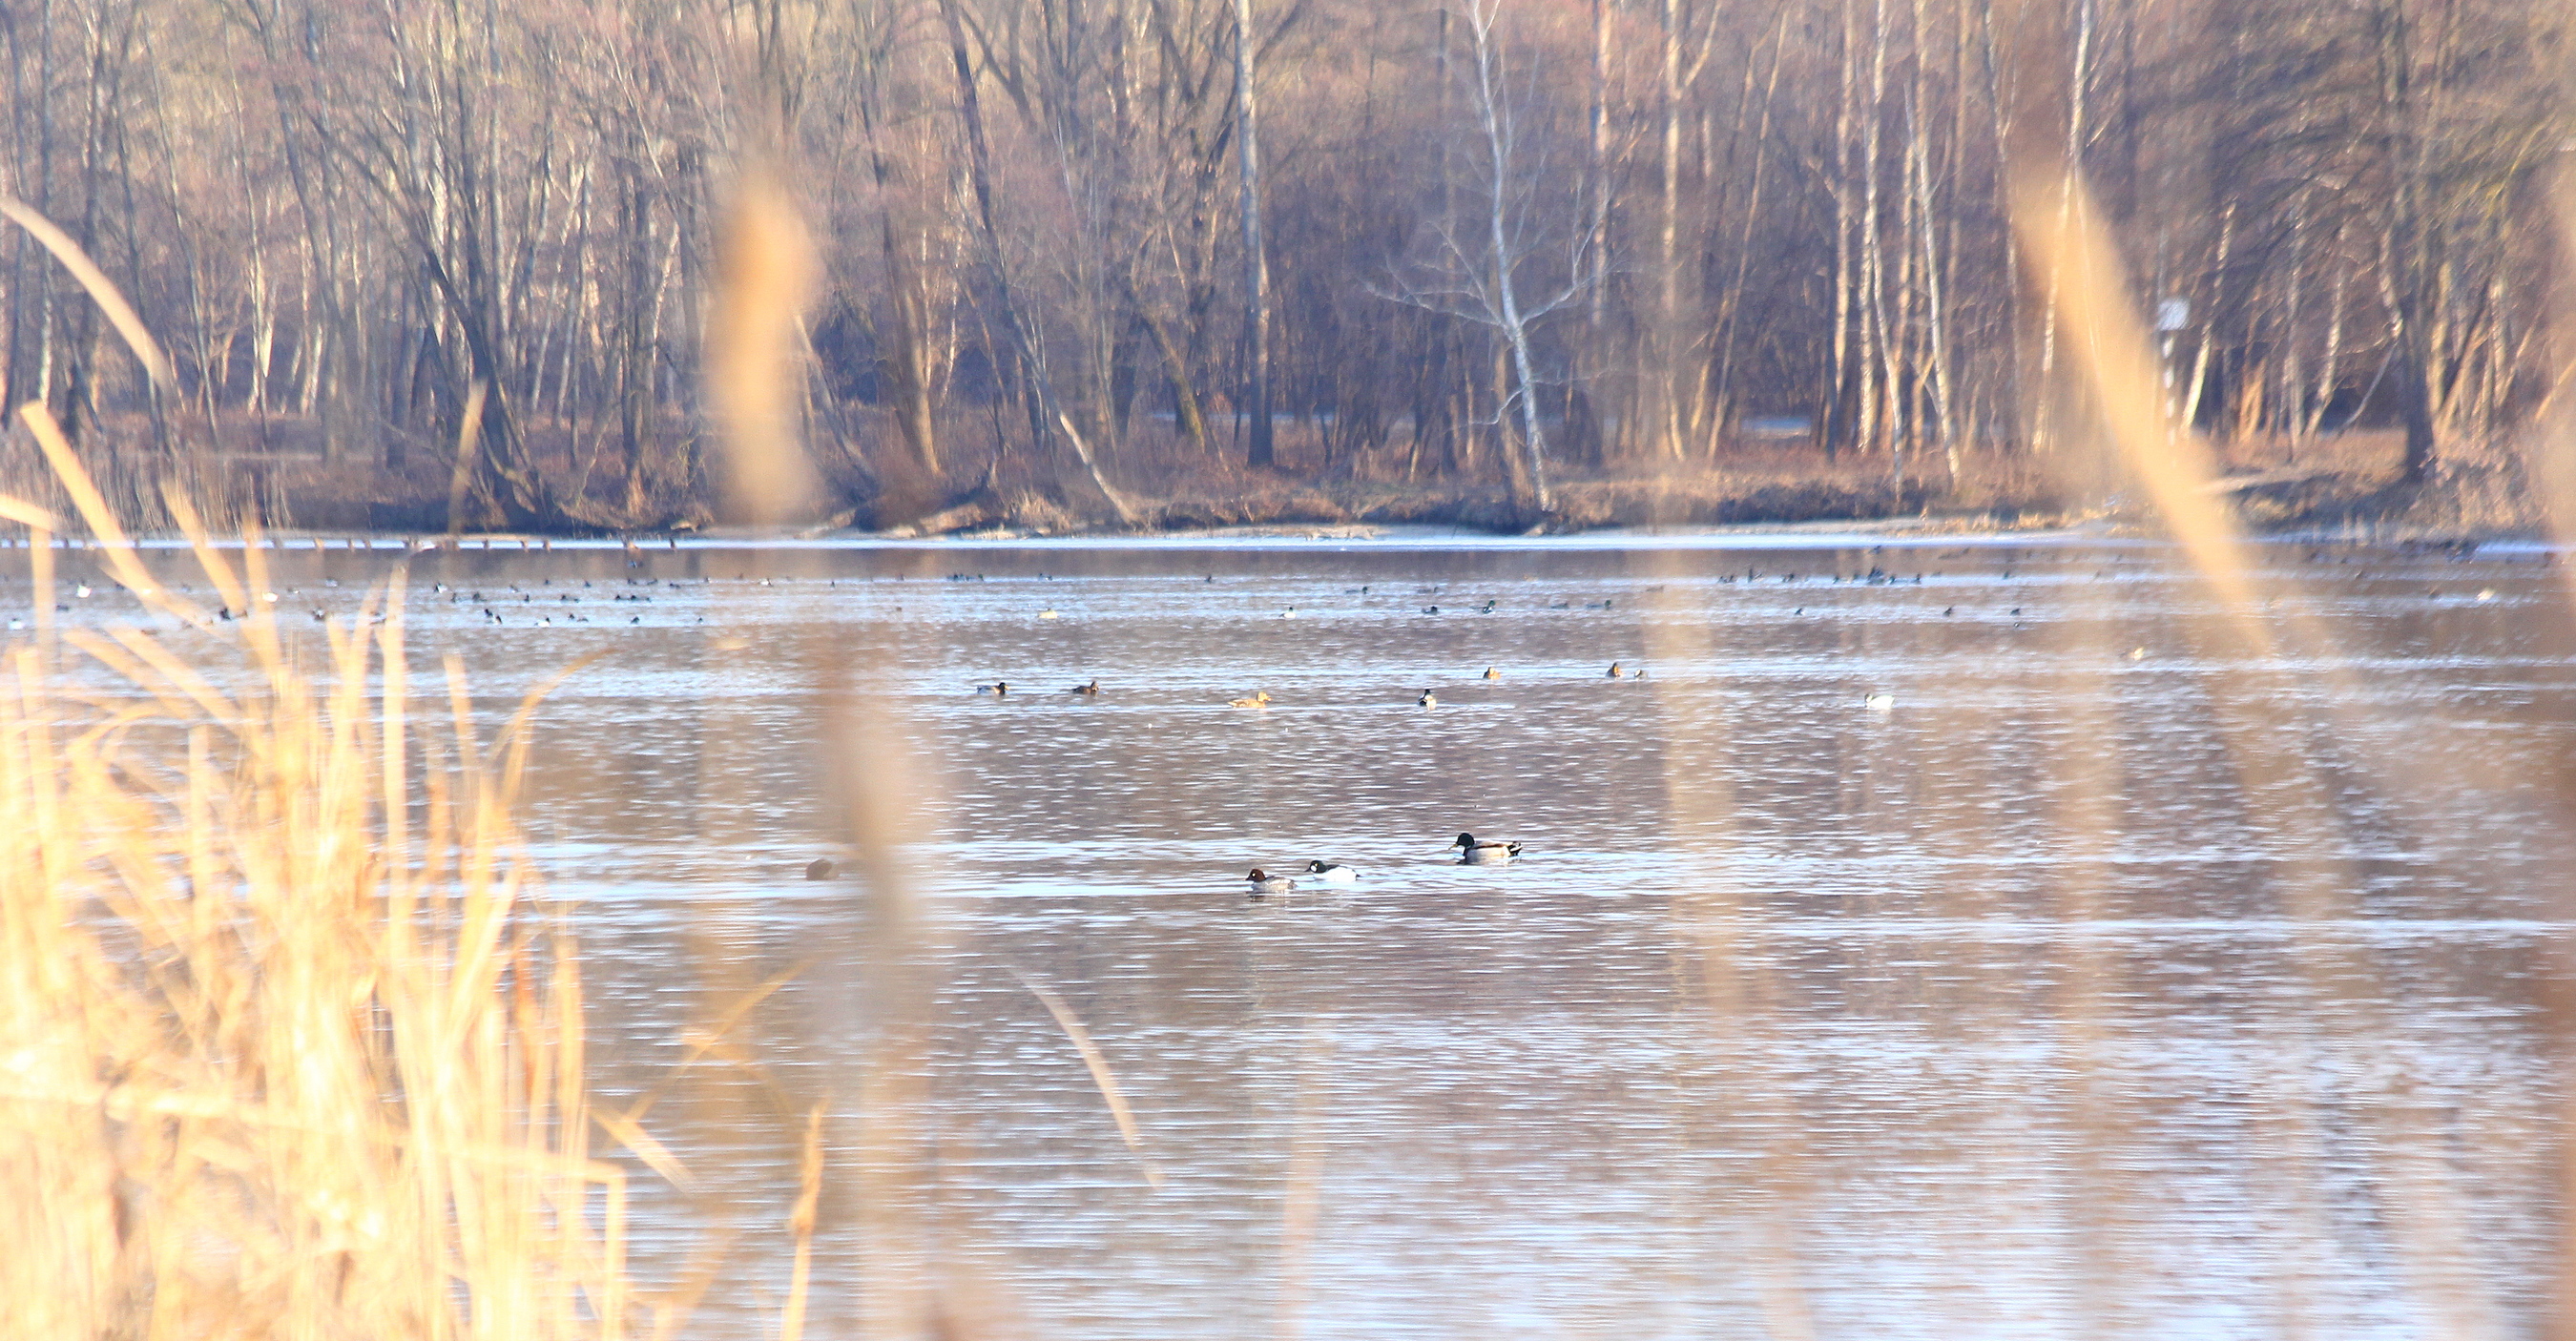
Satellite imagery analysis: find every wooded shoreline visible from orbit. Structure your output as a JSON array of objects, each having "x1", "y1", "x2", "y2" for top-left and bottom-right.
[
  {"x1": 0, "y1": 409, "x2": 2532, "y2": 541},
  {"x1": 2, "y1": 0, "x2": 2561, "y2": 544}
]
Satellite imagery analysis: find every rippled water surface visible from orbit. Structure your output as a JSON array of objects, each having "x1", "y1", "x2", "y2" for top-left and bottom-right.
[{"x1": 46, "y1": 532, "x2": 2576, "y2": 1336}]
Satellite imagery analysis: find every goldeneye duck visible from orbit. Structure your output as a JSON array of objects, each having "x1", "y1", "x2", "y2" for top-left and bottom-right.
[
  {"x1": 1245, "y1": 868, "x2": 1296, "y2": 896},
  {"x1": 1304, "y1": 859, "x2": 1358, "y2": 884}
]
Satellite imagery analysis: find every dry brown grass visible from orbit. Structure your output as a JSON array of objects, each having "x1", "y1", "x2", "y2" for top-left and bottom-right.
[{"x1": 1, "y1": 404, "x2": 632, "y2": 1339}]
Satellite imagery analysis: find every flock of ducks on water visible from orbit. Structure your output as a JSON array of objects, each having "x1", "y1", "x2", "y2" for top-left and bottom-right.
[
  {"x1": 970, "y1": 662, "x2": 1660, "y2": 708},
  {"x1": 1243, "y1": 833, "x2": 1526, "y2": 896}
]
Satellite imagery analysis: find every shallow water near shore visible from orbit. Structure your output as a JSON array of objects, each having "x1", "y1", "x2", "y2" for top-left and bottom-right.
[{"x1": 22, "y1": 533, "x2": 2576, "y2": 1337}]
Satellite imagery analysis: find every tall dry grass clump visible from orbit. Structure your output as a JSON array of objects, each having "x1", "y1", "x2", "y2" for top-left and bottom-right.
[{"x1": 0, "y1": 404, "x2": 628, "y2": 1338}]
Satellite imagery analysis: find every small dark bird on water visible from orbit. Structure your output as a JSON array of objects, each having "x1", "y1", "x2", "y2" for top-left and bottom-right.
[
  {"x1": 1069, "y1": 679, "x2": 1101, "y2": 695},
  {"x1": 1484, "y1": 667, "x2": 1501, "y2": 679},
  {"x1": 1418, "y1": 689, "x2": 1438, "y2": 708},
  {"x1": 977, "y1": 681, "x2": 1009, "y2": 696},
  {"x1": 1607, "y1": 662, "x2": 1625, "y2": 678},
  {"x1": 805, "y1": 858, "x2": 836, "y2": 880}
]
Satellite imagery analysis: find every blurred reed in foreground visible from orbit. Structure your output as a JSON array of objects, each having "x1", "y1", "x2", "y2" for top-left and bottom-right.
[{"x1": 0, "y1": 411, "x2": 630, "y2": 1338}]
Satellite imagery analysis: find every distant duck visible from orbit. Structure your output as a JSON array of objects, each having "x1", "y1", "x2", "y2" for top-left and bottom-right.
[
  {"x1": 1039, "y1": 608, "x2": 1060, "y2": 619},
  {"x1": 976, "y1": 681, "x2": 1010, "y2": 696},
  {"x1": 1305, "y1": 859, "x2": 1358, "y2": 884},
  {"x1": 1422, "y1": 605, "x2": 1442, "y2": 614},
  {"x1": 1478, "y1": 599, "x2": 1498, "y2": 613},
  {"x1": 1245, "y1": 867, "x2": 1296, "y2": 896},
  {"x1": 1417, "y1": 689, "x2": 1437, "y2": 708},
  {"x1": 1452, "y1": 832, "x2": 1523, "y2": 865},
  {"x1": 1228, "y1": 690, "x2": 1272, "y2": 709},
  {"x1": 1483, "y1": 667, "x2": 1501, "y2": 679},
  {"x1": 1864, "y1": 691, "x2": 1896, "y2": 712},
  {"x1": 1606, "y1": 662, "x2": 1625, "y2": 678},
  {"x1": 804, "y1": 858, "x2": 836, "y2": 880},
  {"x1": 1069, "y1": 679, "x2": 1102, "y2": 695}
]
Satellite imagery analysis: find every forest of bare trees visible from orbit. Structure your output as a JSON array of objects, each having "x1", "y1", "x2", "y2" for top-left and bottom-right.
[{"x1": 0, "y1": 0, "x2": 2564, "y2": 531}]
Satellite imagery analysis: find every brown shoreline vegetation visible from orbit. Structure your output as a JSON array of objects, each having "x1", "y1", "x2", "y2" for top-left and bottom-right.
[{"x1": 0, "y1": 409, "x2": 2550, "y2": 542}]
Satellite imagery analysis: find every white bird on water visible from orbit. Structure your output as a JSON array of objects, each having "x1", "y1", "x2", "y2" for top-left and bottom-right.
[
  {"x1": 1305, "y1": 859, "x2": 1358, "y2": 884},
  {"x1": 1864, "y1": 692, "x2": 1896, "y2": 712}
]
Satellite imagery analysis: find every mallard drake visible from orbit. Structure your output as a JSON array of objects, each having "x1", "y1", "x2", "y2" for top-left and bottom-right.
[
  {"x1": 1228, "y1": 691, "x2": 1272, "y2": 709},
  {"x1": 1417, "y1": 689, "x2": 1437, "y2": 708},
  {"x1": 1304, "y1": 859, "x2": 1358, "y2": 884},
  {"x1": 1069, "y1": 679, "x2": 1102, "y2": 695},
  {"x1": 1245, "y1": 867, "x2": 1296, "y2": 896},
  {"x1": 976, "y1": 681, "x2": 1010, "y2": 696},
  {"x1": 1452, "y1": 832, "x2": 1523, "y2": 865}
]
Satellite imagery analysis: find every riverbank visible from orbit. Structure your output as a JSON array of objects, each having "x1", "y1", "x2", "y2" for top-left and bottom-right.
[{"x1": 6, "y1": 414, "x2": 2549, "y2": 543}]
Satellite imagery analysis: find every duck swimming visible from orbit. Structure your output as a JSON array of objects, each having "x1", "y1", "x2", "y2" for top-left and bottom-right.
[
  {"x1": 1417, "y1": 689, "x2": 1437, "y2": 708},
  {"x1": 1483, "y1": 667, "x2": 1501, "y2": 679},
  {"x1": 1069, "y1": 679, "x2": 1102, "y2": 695},
  {"x1": 976, "y1": 681, "x2": 1010, "y2": 696},
  {"x1": 1605, "y1": 662, "x2": 1624, "y2": 678},
  {"x1": 1245, "y1": 867, "x2": 1296, "y2": 896},
  {"x1": 1228, "y1": 690, "x2": 1273, "y2": 709},
  {"x1": 1452, "y1": 833, "x2": 1524, "y2": 865},
  {"x1": 1304, "y1": 859, "x2": 1358, "y2": 884}
]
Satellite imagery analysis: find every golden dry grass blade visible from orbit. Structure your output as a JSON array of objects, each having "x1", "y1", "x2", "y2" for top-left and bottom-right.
[
  {"x1": 17, "y1": 403, "x2": 170, "y2": 607},
  {"x1": 2003, "y1": 170, "x2": 2273, "y2": 657},
  {"x1": 1009, "y1": 967, "x2": 1164, "y2": 1189},
  {"x1": 706, "y1": 167, "x2": 823, "y2": 526},
  {"x1": 780, "y1": 1102, "x2": 827, "y2": 1341},
  {"x1": 0, "y1": 493, "x2": 59, "y2": 530},
  {"x1": 448, "y1": 379, "x2": 488, "y2": 536},
  {"x1": 594, "y1": 1106, "x2": 696, "y2": 1191},
  {"x1": 0, "y1": 194, "x2": 176, "y2": 391}
]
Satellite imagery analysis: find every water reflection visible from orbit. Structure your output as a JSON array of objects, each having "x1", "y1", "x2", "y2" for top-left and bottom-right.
[{"x1": 16, "y1": 535, "x2": 2572, "y2": 1336}]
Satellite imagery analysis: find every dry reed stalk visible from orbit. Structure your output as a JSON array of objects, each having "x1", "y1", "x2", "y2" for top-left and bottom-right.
[
  {"x1": 1273, "y1": 1021, "x2": 1333, "y2": 1341},
  {"x1": 708, "y1": 168, "x2": 824, "y2": 527},
  {"x1": 1009, "y1": 969, "x2": 1164, "y2": 1189},
  {"x1": 781, "y1": 1103, "x2": 828, "y2": 1341},
  {"x1": 1638, "y1": 566, "x2": 1818, "y2": 1340},
  {"x1": 0, "y1": 195, "x2": 176, "y2": 391},
  {"x1": 2004, "y1": 151, "x2": 2505, "y2": 1330},
  {"x1": 1, "y1": 444, "x2": 631, "y2": 1337}
]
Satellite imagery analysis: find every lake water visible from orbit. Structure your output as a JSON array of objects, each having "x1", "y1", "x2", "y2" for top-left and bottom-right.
[{"x1": 26, "y1": 530, "x2": 2576, "y2": 1337}]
